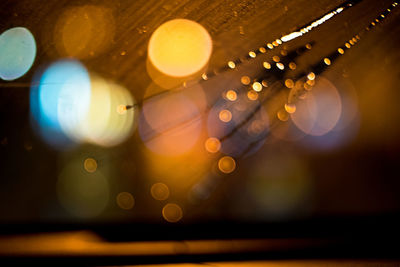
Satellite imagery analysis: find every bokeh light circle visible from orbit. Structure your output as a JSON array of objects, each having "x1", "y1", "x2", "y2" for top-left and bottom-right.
[
  {"x1": 57, "y1": 160, "x2": 109, "y2": 218},
  {"x1": 0, "y1": 27, "x2": 36, "y2": 80},
  {"x1": 148, "y1": 19, "x2": 212, "y2": 77}
]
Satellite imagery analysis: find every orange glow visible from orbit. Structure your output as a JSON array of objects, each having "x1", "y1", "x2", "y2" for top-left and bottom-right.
[
  {"x1": 241, "y1": 76, "x2": 251, "y2": 85},
  {"x1": 116, "y1": 192, "x2": 135, "y2": 210},
  {"x1": 117, "y1": 104, "x2": 127, "y2": 115},
  {"x1": 285, "y1": 79, "x2": 294, "y2": 88},
  {"x1": 272, "y1": 56, "x2": 280, "y2": 62},
  {"x1": 289, "y1": 62, "x2": 297, "y2": 70},
  {"x1": 259, "y1": 47, "x2": 266, "y2": 53},
  {"x1": 226, "y1": 90, "x2": 237, "y2": 101},
  {"x1": 148, "y1": 19, "x2": 212, "y2": 77},
  {"x1": 267, "y1": 43, "x2": 274, "y2": 49},
  {"x1": 218, "y1": 156, "x2": 236, "y2": 174},
  {"x1": 219, "y1": 109, "x2": 232, "y2": 122},
  {"x1": 345, "y1": 43, "x2": 351, "y2": 48},
  {"x1": 277, "y1": 109, "x2": 289, "y2": 121},
  {"x1": 247, "y1": 90, "x2": 258, "y2": 101},
  {"x1": 263, "y1": 62, "x2": 271, "y2": 69},
  {"x1": 151, "y1": 183, "x2": 170, "y2": 201},
  {"x1": 162, "y1": 203, "x2": 183, "y2": 223},
  {"x1": 338, "y1": 48, "x2": 344, "y2": 54},
  {"x1": 324, "y1": 58, "x2": 331, "y2": 65},
  {"x1": 205, "y1": 137, "x2": 221, "y2": 153},
  {"x1": 307, "y1": 72, "x2": 315, "y2": 80},
  {"x1": 284, "y1": 103, "x2": 296, "y2": 114}
]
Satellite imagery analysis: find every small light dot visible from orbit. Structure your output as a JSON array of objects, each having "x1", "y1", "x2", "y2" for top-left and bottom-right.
[
  {"x1": 381, "y1": 14, "x2": 385, "y2": 18},
  {"x1": 305, "y1": 43, "x2": 312, "y2": 49},
  {"x1": 259, "y1": 47, "x2": 266, "y2": 53},
  {"x1": 219, "y1": 109, "x2": 232, "y2": 122},
  {"x1": 261, "y1": 80, "x2": 268, "y2": 87},
  {"x1": 352, "y1": 37, "x2": 357, "y2": 43},
  {"x1": 371, "y1": 22, "x2": 376, "y2": 26},
  {"x1": 205, "y1": 137, "x2": 221, "y2": 153},
  {"x1": 289, "y1": 62, "x2": 296, "y2": 70},
  {"x1": 280, "y1": 50, "x2": 288, "y2": 56},
  {"x1": 226, "y1": 90, "x2": 237, "y2": 101},
  {"x1": 120, "y1": 51, "x2": 127, "y2": 56},
  {"x1": 84, "y1": 158, "x2": 97, "y2": 173},
  {"x1": 247, "y1": 90, "x2": 258, "y2": 101},
  {"x1": 252, "y1": 82, "x2": 262, "y2": 92},
  {"x1": 276, "y1": 62, "x2": 284, "y2": 70},
  {"x1": 202, "y1": 73, "x2": 208, "y2": 80},
  {"x1": 284, "y1": 103, "x2": 296, "y2": 113},
  {"x1": 284, "y1": 79, "x2": 294, "y2": 88},
  {"x1": 356, "y1": 35, "x2": 360, "y2": 40},
  {"x1": 272, "y1": 55, "x2": 280, "y2": 62},
  {"x1": 151, "y1": 183, "x2": 170, "y2": 201},
  {"x1": 241, "y1": 75, "x2": 251, "y2": 85},
  {"x1": 304, "y1": 83, "x2": 312, "y2": 91},
  {"x1": 306, "y1": 79, "x2": 315, "y2": 86},
  {"x1": 307, "y1": 72, "x2": 315, "y2": 80},
  {"x1": 162, "y1": 203, "x2": 183, "y2": 223},
  {"x1": 218, "y1": 156, "x2": 236, "y2": 174},
  {"x1": 345, "y1": 43, "x2": 351, "y2": 49},
  {"x1": 338, "y1": 48, "x2": 344, "y2": 54},
  {"x1": 272, "y1": 41, "x2": 278, "y2": 46},
  {"x1": 249, "y1": 51, "x2": 256, "y2": 58},
  {"x1": 116, "y1": 192, "x2": 135, "y2": 210},
  {"x1": 117, "y1": 105, "x2": 127, "y2": 114},
  {"x1": 228, "y1": 61, "x2": 236, "y2": 69},
  {"x1": 375, "y1": 19, "x2": 379, "y2": 23},
  {"x1": 276, "y1": 39, "x2": 282, "y2": 45},
  {"x1": 324, "y1": 58, "x2": 331, "y2": 65},
  {"x1": 277, "y1": 109, "x2": 289, "y2": 121},
  {"x1": 349, "y1": 40, "x2": 354, "y2": 45},
  {"x1": 267, "y1": 43, "x2": 274, "y2": 49},
  {"x1": 263, "y1": 62, "x2": 271, "y2": 69}
]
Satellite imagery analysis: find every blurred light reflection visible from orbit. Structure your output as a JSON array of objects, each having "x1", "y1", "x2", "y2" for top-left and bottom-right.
[
  {"x1": 148, "y1": 19, "x2": 212, "y2": 78},
  {"x1": 0, "y1": 27, "x2": 36, "y2": 80},
  {"x1": 53, "y1": 5, "x2": 115, "y2": 59}
]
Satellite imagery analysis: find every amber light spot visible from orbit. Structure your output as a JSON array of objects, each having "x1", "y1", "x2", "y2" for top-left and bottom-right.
[
  {"x1": 263, "y1": 62, "x2": 271, "y2": 69},
  {"x1": 227, "y1": 61, "x2": 236, "y2": 69},
  {"x1": 162, "y1": 203, "x2": 183, "y2": 223},
  {"x1": 219, "y1": 109, "x2": 232, "y2": 122},
  {"x1": 205, "y1": 137, "x2": 221, "y2": 153},
  {"x1": 84, "y1": 158, "x2": 97, "y2": 173},
  {"x1": 226, "y1": 90, "x2": 237, "y2": 101},
  {"x1": 247, "y1": 90, "x2": 258, "y2": 101},
  {"x1": 218, "y1": 156, "x2": 236, "y2": 174},
  {"x1": 249, "y1": 51, "x2": 256, "y2": 58},
  {"x1": 151, "y1": 183, "x2": 170, "y2": 201},
  {"x1": 277, "y1": 109, "x2": 289, "y2": 121},
  {"x1": 285, "y1": 79, "x2": 294, "y2": 88},
  {"x1": 116, "y1": 192, "x2": 135, "y2": 210},
  {"x1": 241, "y1": 76, "x2": 251, "y2": 85},
  {"x1": 324, "y1": 58, "x2": 331, "y2": 65},
  {"x1": 285, "y1": 103, "x2": 296, "y2": 114},
  {"x1": 117, "y1": 104, "x2": 127, "y2": 114}
]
